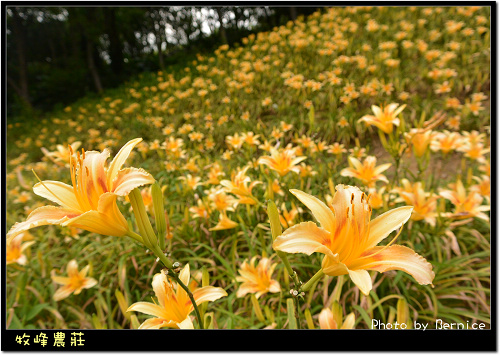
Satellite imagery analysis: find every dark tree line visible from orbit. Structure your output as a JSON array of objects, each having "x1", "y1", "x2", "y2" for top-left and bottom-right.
[{"x1": 7, "y1": 6, "x2": 317, "y2": 117}]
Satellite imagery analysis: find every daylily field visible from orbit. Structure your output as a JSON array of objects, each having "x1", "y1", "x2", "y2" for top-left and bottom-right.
[{"x1": 6, "y1": 6, "x2": 490, "y2": 330}]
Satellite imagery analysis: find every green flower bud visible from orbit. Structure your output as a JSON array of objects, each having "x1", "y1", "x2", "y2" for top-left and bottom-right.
[{"x1": 151, "y1": 183, "x2": 166, "y2": 250}]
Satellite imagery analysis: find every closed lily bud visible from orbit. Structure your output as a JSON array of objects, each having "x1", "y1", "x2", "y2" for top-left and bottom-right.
[
  {"x1": 397, "y1": 297, "x2": 411, "y2": 329},
  {"x1": 129, "y1": 188, "x2": 173, "y2": 269},
  {"x1": 151, "y1": 183, "x2": 166, "y2": 249},
  {"x1": 202, "y1": 266, "x2": 210, "y2": 287},
  {"x1": 129, "y1": 188, "x2": 157, "y2": 250},
  {"x1": 267, "y1": 200, "x2": 282, "y2": 241},
  {"x1": 331, "y1": 301, "x2": 343, "y2": 328}
]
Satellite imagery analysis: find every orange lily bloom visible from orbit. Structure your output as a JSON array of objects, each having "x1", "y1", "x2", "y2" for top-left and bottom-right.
[
  {"x1": 209, "y1": 211, "x2": 239, "y2": 231},
  {"x1": 51, "y1": 259, "x2": 97, "y2": 301},
  {"x1": 439, "y1": 179, "x2": 490, "y2": 222},
  {"x1": 358, "y1": 103, "x2": 406, "y2": 134},
  {"x1": 340, "y1": 156, "x2": 391, "y2": 187},
  {"x1": 127, "y1": 264, "x2": 227, "y2": 329},
  {"x1": 430, "y1": 131, "x2": 463, "y2": 154},
  {"x1": 7, "y1": 138, "x2": 155, "y2": 242},
  {"x1": 257, "y1": 146, "x2": 306, "y2": 176},
  {"x1": 393, "y1": 179, "x2": 441, "y2": 226},
  {"x1": 367, "y1": 187, "x2": 386, "y2": 209},
  {"x1": 471, "y1": 175, "x2": 490, "y2": 203},
  {"x1": 220, "y1": 166, "x2": 261, "y2": 205},
  {"x1": 318, "y1": 307, "x2": 355, "y2": 329},
  {"x1": 279, "y1": 202, "x2": 301, "y2": 229},
  {"x1": 41, "y1": 141, "x2": 82, "y2": 167},
  {"x1": 405, "y1": 129, "x2": 436, "y2": 157},
  {"x1": 6, "y1": 233, "x2": 35, "y2": 266},
  {"x1": 273, "y1": 186, "x2": 435, "y2": 295},
  {"x1": 236, "y1": 256, "x2": 280, "y2": 299}
]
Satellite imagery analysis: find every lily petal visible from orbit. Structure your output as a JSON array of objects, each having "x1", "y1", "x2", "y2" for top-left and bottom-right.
[
  {"x1": 138, "y1": 318, "x2": 175, "y2": 329},
  {"x1": 7, "y1": 206, "x2": 80, "y2": 241},
  {"x1": 273, "y1": 221, "x2": 336, "y2": 259},
  {"x1": 127, "y1": 302, "x2": 167, "y2": 319},
  {"x1": 112, "y1": 167, "x2": 155, "y2": 196},
  {"x1": 193, "y1": 286, "x2": 228, "y2": 305},
  {"x1": 348, "y1": 269, "x2": 372, "y2": 296},
  {"x1": 83, "y1": 150, "x2": 111, "y2": 199},
  {"x1": 51, "y1": 275, "x2": 70, "y2": 285},
  {"x1": 33, "y1": 181, "x2": 81, "y2": 211},
  {"x1": 347, "y1": 156, "x2": 363, "y2": 171},
  {"x1": 53, "y1": 286, "x2": 74, "y2": 301},
  {"x1": 371, "y1": 105, "x2": 382, "y2": 117},
  {"x1": 236, "y1": 284, "x2": 259, "y2": 298},
  {"x1": 352, "y1": 245, "x2": 435, "y2": 285},
  {"x1": 177, "y1": 317, "x2": 195, "y2": 329},
  {"x1": 62, "y1": 208, "x2": 127, "y2": 237},
  {"x1": 373, "y1": 163, "x2": 392, "y2": 175},
  {"x1": 106, "y1": 138, "x2": 143, "y2": 188},
  {"x1": 178, "y1": 264, "x2": 191, "y2": 287},
  {"x1": 341, "y1": 313, "x2": 356, "y2": 329},
  {"x1": 82, "y1": 278, "x2": 98, "y2": 289},
  {"x1": 319, "y1": 308, "x2": 337, "y2": 329},
  {"x1": 152, "y1": 271, "x2": 169, "y2": 308},
  {"x1": 290, "y1": 189, "x2": 336, "y2": 232},
  {"x1": 96, "y1": 192, "x2": 129, "y2": 234},
  {"x1": 67, "y1": 260, "x2": 79, "y2": 276},
  {"x1": 365, "y1": 206, "x2": 413, "y2": 249},
  {"x1": 321, "y1": 258, "x2": 348, "y2": 276}
]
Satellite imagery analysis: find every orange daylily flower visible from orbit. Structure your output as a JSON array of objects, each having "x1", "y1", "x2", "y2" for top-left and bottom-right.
[
  {"x1": 51, "y1": 259, "x2": 97, "y2": 301},
  {"x1": 6, "y1": 233, "x2": 35, "y2": 266},
  {"x1": 279, "y1": 202, "x2": 301, "y2": 228},
  {"x1": 318, "y1": 307, "x2": 355, "y2": 329},
  {"x1": 207, "y1": 188, "x2": 237, "y2": 212},
  {"x1": 367, "y1": 187, "x2": 386, "y2": 209},
  {"x1": 41, "y1": 141, "x2": 81, "y2": 167},
  {"x1": 206, "y1": 163, "x2": 225, "y2": 185},
  {"x1": 127, "y1": 264, "x2": 227, "y2": 329},
  {"x1": 273, "y1": 186, "x2": 435, "y2": 295},
  {"x1": 439, "y1": 179, "x2": 490, "y2": 222},
  {"x1": 257, "y1": 146, "x2": 306, "y2": 176},
  {"x1": 236, "y1": 257, "x2": 280, "y2": 299},
  {"x1": 220, "y1": 166, "x2": 261, "y2": 205},
  {"x1": 430, "y1": 131, "x2": 463, "y2": 154},
  {"x1": 471, "y1": 175, "x2": 490, "y2": 203},
  {"x1": 404, "y1": 129, "x2": 436, "y2": 157},
  {"x1": 189, "y1": 199, "x2": 211, "y2": 220},
  {"x1": 358, "y1": 103, "x2": 406, "y2": 134},
  {"x1": 209, "y1": 211, "x2": 239, "y2": 231},
  {"x1": 340, "y1": 156, "x2": 391, "y2": 187},
  {"x1": 393, "y1": 179, "x2": 440, "y2": 226},
  {"x1": 7, "y1": 138, "x2": 155, "y2": 242}
]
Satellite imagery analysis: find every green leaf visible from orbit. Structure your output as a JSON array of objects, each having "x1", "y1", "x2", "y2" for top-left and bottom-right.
[{"x1": 25, "y1": 303, "x2": 49, "y2": 321}]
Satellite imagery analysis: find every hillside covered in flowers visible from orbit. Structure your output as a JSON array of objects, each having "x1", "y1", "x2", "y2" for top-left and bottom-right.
[{"x1": 6, "y1": 6, "x2": 490, "y2": 331}]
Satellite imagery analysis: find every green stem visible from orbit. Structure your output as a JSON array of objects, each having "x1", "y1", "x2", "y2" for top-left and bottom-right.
[
  {"x1": 126, "y1": 230, "x2": 144, "y2": 244},
  {"x1": 167, "y1": 270, "x2": 204, "y2": 330},
  {"x1": 390, "y1": 154, "x2": 401, "y2": 190},
  {"x1": 294, "y1": 295, "x2": 302, "y2": 329},
  {"x1": 301, "y1": 269, "x2": 324, "y2": 292},
  {"x1": 279, "y1": 253, "x2": 301, "y2": 288}
]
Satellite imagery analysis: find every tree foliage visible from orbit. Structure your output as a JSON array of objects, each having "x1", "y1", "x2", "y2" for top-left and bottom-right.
[{"x1": 7, "y1": 6, "x2": 317, "y2": 118}]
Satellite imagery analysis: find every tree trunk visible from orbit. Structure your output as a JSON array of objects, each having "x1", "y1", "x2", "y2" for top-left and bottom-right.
[
  {"x1": 264, "y1": 7, "x2": 276, "y2": 28},
  {"x1": 215, "y1": 7, "x2": 228, "y2": 44},
  {"x1": 86, "y1": 38, "x2": 103, "y2": 93},
  {"x1": 103, "y1": 8, "x2": 123, "y2": 77},
  {"x1": 156, "y1": 30, "x2": 165, "y2": 69},
  {"x1": 9, "y1": 7, "x2": 31, "y2": 106}
]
